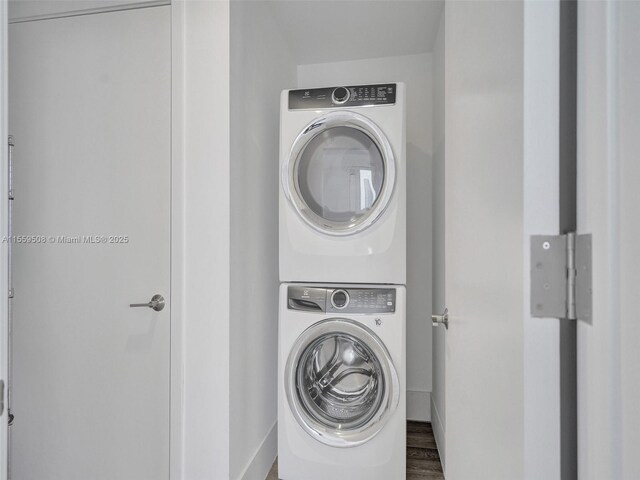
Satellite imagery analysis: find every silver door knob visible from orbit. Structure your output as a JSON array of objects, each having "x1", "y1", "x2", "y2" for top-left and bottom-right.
[
  {"x1": 130, "y1": 294, "x2": 165, "y2": 312},
  {"x1": 432, "y1": 308, "x2": 449, "y2": 329}
]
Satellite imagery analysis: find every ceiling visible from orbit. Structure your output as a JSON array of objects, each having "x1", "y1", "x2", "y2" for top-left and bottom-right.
[{"x1": 268, "y1": 0, "x2": 444, "y2": 65}]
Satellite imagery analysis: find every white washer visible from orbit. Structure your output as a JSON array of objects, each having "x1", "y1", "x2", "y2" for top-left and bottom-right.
[
  {"x1": 279, "y1": 83, "x2": 406, "y2": 284},
  {"x1": 278, "y1": 283, "x2": 406, "y2": 480}
]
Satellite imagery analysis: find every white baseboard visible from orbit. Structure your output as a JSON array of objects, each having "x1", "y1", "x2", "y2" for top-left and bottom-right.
[
  {"x1": 238, "y1": 421, "x2": 278, "y2": 480},
  {"x1": 431, "y1": 399, "x2": 446, "y2": 474},
  {"x1": 407, "y1": 390, "x2": 431, "y2": 422}
]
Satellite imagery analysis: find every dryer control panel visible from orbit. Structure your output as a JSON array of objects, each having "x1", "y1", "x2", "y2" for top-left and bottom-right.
[
  {"x1": 289, "y1": 83, "x2": 397, "y2": 110},
  {"x1": 288, "y1": 285, "x2": 396, "y2": 314}
]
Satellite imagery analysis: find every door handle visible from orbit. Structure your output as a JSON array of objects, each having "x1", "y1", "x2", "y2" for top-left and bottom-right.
[
  {"x1": 130, "y1": 294, "x2": 165, "y2": 312},
  {"x1": 432, "y1": 308, "x2": 449, "y2": 329}
]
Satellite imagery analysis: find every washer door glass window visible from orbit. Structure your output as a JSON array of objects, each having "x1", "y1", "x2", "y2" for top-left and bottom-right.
[
  {"x1": 286, "y1": 319, "x2": 399, "y2": 447},
  {"x1": 285, "y1": 112, "x2": 396, "y2": 236}
]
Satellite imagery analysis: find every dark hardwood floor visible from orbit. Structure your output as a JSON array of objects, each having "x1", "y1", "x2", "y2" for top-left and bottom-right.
[
  {"x1": 266, "y1": 421, "x2": 444, "y2": 479},
  {"x1": 406, "y1": 421, "x2": 445, "y2": 479}
]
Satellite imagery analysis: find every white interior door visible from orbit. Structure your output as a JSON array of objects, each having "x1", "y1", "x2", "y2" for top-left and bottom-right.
[
  {"x1": 8, "y1": 6, "x2": 171, "y2": 479},
  {"x1": 442, "y1": 2, "x2": 527, "y2": 478}
]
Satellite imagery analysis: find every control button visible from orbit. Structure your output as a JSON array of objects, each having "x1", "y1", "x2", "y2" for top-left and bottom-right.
[
  {"x1": 331, "y1": 289, "x2": 350, "y2": 309},
  {"x1": 332, "y1": 87, "x2": 350, "y2": 104}
]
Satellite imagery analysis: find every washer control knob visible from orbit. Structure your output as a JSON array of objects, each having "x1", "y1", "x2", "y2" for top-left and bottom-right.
[
  {"x1": 331, "y1": 289, "x2": 350, "y2": 309},
  {"x1": 332, "y1": 87, "x2": 350, "y2": 104}
]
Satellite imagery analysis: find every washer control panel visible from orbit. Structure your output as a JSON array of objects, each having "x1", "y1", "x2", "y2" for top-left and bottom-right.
[
  {"x1": 289, "y1": 83, "x2": 397, "y2": 110},
  {"x1": 288, "y1": 286, "x2": 396, "y2": 314}
]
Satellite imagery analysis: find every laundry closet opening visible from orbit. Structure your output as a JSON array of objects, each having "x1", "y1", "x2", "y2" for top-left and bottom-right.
[{"x1": 229, "y1": 2, "x2": 443, "y2": 479}]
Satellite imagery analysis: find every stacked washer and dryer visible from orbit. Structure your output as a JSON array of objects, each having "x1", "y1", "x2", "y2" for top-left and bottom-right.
[{"x1": 278, "y1": 83, "x2": 407, "y2": 479}]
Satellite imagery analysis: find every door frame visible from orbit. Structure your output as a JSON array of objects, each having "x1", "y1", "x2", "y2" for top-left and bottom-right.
[
  {"x1": 0, "y1": 2, "x2": 186, "y2": 479},
  {"x1": 1, "y1": 1, "x2": 10, "y2": 479},
  {"x1": 170, "y1": 1, "x2": 185, "y2": 479}
]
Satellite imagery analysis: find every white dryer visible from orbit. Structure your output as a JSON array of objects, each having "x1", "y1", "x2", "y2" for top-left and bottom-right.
[
  {"x1": 278, "y1": 283, "x2": 406, "y2": 480},
  {"x1": 279, "y1": 83, "x2": 406, "y2": 284}
]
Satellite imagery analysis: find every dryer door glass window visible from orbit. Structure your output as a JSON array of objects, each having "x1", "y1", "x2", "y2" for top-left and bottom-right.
[
  {"x1": 296, "y1": 331, "x2": 385, "y2": 431},
  {"x1": 297, "y1": 127, "x2": 385, "y2": 225}
]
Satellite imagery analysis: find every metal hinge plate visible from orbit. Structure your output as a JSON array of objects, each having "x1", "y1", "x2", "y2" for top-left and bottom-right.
[
  {"x1": 531, "y1": 233, "x2": 592, "y2": 320},
  {"x1": 8, "y1": 135, "x2": 14, "y2": 200}
]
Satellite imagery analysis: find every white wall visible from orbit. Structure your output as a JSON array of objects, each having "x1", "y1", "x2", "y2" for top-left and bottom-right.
[
  {"x1": 182, "y1": 2, "x2": 231, "y2": 478},
  {"x1": 297, "y1": 54, "x2": 434, "y2": 421},
  {"x1": 577, "y1": 2, "x2": 640, "y2": 478},
  {"x1": 430, "y1": 7, "x2": 446, "y2": 466},
  {"x1": 229, "y1": 2, "x2": 295, "y2": 480}
]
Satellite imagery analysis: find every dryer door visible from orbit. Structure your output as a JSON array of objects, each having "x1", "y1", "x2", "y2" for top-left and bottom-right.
[
  {"x1": 285, "y1": 318, "x2": 399, "y2": 447},
  {"x1": 283, "y1": 111, "x2": 396, "y2": 236}
]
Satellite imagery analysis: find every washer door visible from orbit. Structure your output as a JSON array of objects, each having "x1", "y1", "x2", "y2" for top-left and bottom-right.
[
  {"x1": 283, "y1": 111, "x2": 396, "y2": 236},
  {"x1": 285, "y1": 318, "x2": 400, "y2": 447}
]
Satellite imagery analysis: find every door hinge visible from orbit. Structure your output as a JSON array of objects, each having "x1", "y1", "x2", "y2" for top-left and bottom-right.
[
  {"x1": 8, "y1": 135, "x2": 14, "y2": 300},
  {"x1": 8, "y1": 135, "x2": 14, "y2": 200},
  {"x1": 531, "y1": 233, "x2": 592, "y2": 320}
]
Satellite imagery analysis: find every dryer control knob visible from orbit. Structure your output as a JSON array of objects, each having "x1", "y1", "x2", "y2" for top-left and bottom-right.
[
  {"x1": 331, "y1": 289, "x2": 350, "y2": 309},
  {"x1": 332, "y1": 87, "x2": 350, "y2": 104}
]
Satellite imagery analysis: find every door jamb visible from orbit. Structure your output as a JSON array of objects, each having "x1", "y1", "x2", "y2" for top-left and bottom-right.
[
  {"x1": 170, "y1": 1, "x2": 185, "y2": 479},
  {"x1": 0, "y1": 1, "x2": 10, "y2": 479}
]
